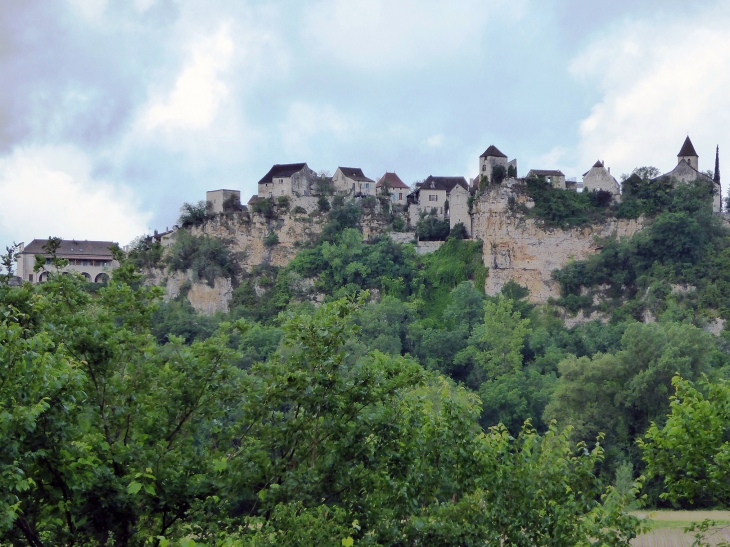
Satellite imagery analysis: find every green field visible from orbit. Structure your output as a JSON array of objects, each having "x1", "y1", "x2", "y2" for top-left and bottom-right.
[{"x1": 632, "y1": 511, "x2": 730, "y2": 546}]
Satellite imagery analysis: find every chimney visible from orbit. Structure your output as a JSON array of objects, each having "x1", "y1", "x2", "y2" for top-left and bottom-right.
[{"x1": 608, "y1": 167, "x2": 610, "y2": 174}]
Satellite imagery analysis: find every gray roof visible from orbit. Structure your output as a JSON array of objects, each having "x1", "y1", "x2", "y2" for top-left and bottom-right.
[
  {"x1": 21, "y1": 239, "x2": 115, "y2": 258},
  {"x1": 678, "y1": 136, "x2": 698, "y2": 157},
  {"x1": 418, "y1": 176, "x2": 469, "y2": 192},
  {"x1": 338, "y1": 167, "x2": 374, "y2": 182},
  {"x1": 257, "y1": 163, "x2": 308, "y2": 185},
  {"x1": 480, "y1": 145, "x2": 507, "y2": 158}
]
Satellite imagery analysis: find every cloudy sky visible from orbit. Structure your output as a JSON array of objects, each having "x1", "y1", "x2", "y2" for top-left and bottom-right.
[{"x1": 1, "y1": 0, "x2": 729, "y2": 250}]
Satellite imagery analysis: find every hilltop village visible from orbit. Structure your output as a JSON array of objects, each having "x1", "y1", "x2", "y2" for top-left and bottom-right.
[{"x1": 13, "y1": 136, "x2": 723, "y2": 314}]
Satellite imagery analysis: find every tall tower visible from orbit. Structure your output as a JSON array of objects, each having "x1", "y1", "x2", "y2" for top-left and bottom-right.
[
  {"x1": 714, "y1": 145, "x2": 721, "y2": 185},
  {"x1": 677, "y1": 136, "x2": 699, "y2": 170}
]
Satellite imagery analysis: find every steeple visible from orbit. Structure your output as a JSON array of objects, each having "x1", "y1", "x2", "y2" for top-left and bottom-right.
[
  {"x1": 677, "y1": 136, "x2": 699, "y2": 170},
  {"x1": 714, "y1": 145, "x2": 720, "y2": 185}
]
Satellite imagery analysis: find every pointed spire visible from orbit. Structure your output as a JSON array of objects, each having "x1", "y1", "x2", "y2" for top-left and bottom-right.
[
  {"x1": 678, "y1": 136, "x2": 698, "y2": 158},
  {"x1": 714, "y1": 145, "x2": 721, "y2": 185}
]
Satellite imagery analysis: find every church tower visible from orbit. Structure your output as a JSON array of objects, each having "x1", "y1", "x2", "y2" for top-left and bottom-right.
[{"x1": 677, "y1": 136, "x2": 699, "y2": 170}]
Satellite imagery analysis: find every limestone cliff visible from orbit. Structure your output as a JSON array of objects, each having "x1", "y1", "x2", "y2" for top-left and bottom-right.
[{"x1": 471, "y1": 179, "x2": 646, "y2": 303}]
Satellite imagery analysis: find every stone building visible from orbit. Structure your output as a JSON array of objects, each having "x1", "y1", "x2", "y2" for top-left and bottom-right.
[
  {"x1": 408, "y1": 176, "x2": 469, "y2": 220},
  {"x1": 376, "y1": 172, "x2": 410, "y2": 206},
  {"x1": 206, "y1": 189, "x2": 241, "y2": 213},
  {"x1": 479, "y1": 145, "x2": 517, "y2": 184},
  {"x1": 527, "y1": 169, "x2": 566, "y2": 189},
  {"x1": 332, "y1": 167, "x2": 375, "y2": 196},
  {"x1": 16, "y1": 239, "x2": 119, "y2": 284},
  {"x1": 257, "y1": 163, "x2": 317, "y2": 198},
  {"x1": 660, "y1": 136, "x2": 721, "y2": 213},
  {"x1": 582, "y1": 161, "x2": 620, "y2": 195}
]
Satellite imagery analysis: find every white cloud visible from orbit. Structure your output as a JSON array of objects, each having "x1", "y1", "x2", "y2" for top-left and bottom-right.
[
  {"x1": 570, "y1": 5, "x2": 730, "y2": 179},
  {"x1": 133, "y1": 0, "x2": 156, "y2": 13},
  {"x1": 67, "y1": 0, "x2": 108, "y2": 25},
  {"x1": 425, "y1": 134, "x2": 444, "y2": 147},
  {"x1": 280, "y1": 102, "x2": 356, "y2": 155},
  {"x1": 303, "y1": 0, "x2": 526, "y2": 70},
  {"x1": 140, "y1": 24, "x2": 234, "y2": 131},
  {"x1": 0, "y1": 146, "x2": 151, "y2": 248}
]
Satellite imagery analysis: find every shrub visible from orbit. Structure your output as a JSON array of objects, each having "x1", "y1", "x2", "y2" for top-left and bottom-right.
[
  {"x1": 222, "y1": 194, "x2": 242, "y2": 212},
  {"x1": 449, "y1": 222, "x2": 468, "y2": 240},
  {"x1": 178, "y1": 201, "x2": 212, "y2": 228},
  {"x1": 492, "y1": 164, "x2": 507, "y2": 184},
  {"x1": 251, "y1": 198, "x2": 277, "y2": 219},
  {"x1": 127, "y1": 237, "x2": 164, "y2": 270},
  {"x1": 292, "y1": 205, "x2": 307, "y2": 214},
  {"x1": 276, "y1": 195, "x2": 291, "y2": 210},
  {"x1": 264, "y1": 231, "x2": 280, "y2": 247},
  {"x1": 167, "y1": 230, "x2": 233, "y2": 286},
  {"x1": 317, "y1": 195, "x2": 330, "y2": 213},
  {"x1": 417, "y1": 215, "x2": 451, "y2": 241}
]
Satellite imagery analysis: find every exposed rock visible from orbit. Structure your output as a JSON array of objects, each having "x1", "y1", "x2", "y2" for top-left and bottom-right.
[
  {"x1": 471, "y1": 180, "x2": 646, "y2": 303},
  {"x1": 705, "y1": 317, "x2": 726, "y2": 336},
  {"x1": 187, "y1": 277, "x2": 233, "y2": 314}
]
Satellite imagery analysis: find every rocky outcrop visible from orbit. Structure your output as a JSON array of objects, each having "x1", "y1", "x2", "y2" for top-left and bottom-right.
[{"x1": 471, "y1": 179, "x2": 646, "y2": 303}]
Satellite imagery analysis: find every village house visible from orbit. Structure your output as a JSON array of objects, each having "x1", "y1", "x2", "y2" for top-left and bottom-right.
[
  {"x1": 332, "y1": 167, "x2": 376, "y2": 196},
  {"x1": 257, "y1": 163, "x2": 317, "y2": 198},
  {"x1": 660, "y1": 136, "x2": 721, "y2": 213},
  {"x1": 408, "y1": 175, "x2": 469, "y2": 219},
  {"x1": 16, "y1": 239, "x2": 119, "y2": 284},
  {"x1": 582, "y1": 161, "x2": 620, "y2": 195},
  {"x1": 527, "y1": 169, "x2": 566, "y2": 189},
  {"x1": 376, "y1": 172, "x2": 410, "y2": 206}
]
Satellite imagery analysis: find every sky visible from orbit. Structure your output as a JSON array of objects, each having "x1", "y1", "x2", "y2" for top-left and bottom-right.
[{"x1": 1, "y1": 0, "x2": 730, "y2": 250}]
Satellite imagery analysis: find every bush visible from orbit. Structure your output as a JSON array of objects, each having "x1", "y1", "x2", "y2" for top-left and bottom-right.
[
  {"x1": 449, "y1": 222, "x2": 468, "y2": 240},
  {"x1": 276, "y1": 195, "x2": 291, "y2": 210},
  {"x1": 127, "y1": 237, "x2": 164, "y2": 270},
  {"x1": 417, "y1": 215, "x2": 451, "y2": 241},
  {"x1": 292, "y1": 205, "x2": 307, "y2": 214},
  {"x1": 251, "y1": 198, "x2": 277, "y2": 219},
  {"x1": 317, "y1": 195, "x2": 331, "y2": 213},
  {"x1": 178, "y1": 201, "x2": 212, "y2": 228},
  {"x1": 264, "y1": 231, "x2": 280, "y2": 247},
  {"x1": 222, "y1": 194, "x2": 242, "y2": 212},
  {"x1": 492, "y1": 164, "x2": 507, "y2": 184}
]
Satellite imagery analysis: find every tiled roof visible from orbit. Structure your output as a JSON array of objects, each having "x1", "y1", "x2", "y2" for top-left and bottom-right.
[
  {"x1": 376, "y1": 172, "x2": 409, "y2": 189},
  {"x1": 678, "y1": 136, "x2": 698, "y2": 157},
  {"x1": 480, "y1": 145, "x2": 507, "y2": 158},
  {"x1": 21, "y1": 239, "x2": 115, "y2": 258},
  {"x1": 338, "y1": 167, "x2": 374, "y2": 182},
  {"x1": 257, "y1": 163, "x2": 308, "y2": 185}
]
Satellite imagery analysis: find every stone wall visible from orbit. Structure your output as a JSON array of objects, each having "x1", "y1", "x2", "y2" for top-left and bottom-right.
[{"x1": 471, "y1": 179, "x2": 645, "y2": 303}]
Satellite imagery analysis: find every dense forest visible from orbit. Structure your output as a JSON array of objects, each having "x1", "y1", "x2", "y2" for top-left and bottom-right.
[{"x1": 3, "y1": 169, "x2": 730, "y2": 546}]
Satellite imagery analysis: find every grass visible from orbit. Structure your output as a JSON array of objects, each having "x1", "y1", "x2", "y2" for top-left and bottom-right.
[{"x1": 631, "y1": 511, "x2": 730, "y2": 546}]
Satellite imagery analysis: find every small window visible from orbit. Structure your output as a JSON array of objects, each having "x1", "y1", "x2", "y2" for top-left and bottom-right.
[
  {"x1": 268, "y1": 192, "x2": 273, "y2": 198},
  {"x1": 429, "y1": 194, "x2": 438, "y2": 202},
  {"x1": 482, "y1": 165, "x2": 486, "y2": 172},
  {"x1": 365, "y1": 183, "x2": 369, "y2": 189},
  {"x1": 399, "y1": 193, "x2": 403, "y2": 200},
  {"x1": 28, "y1": 274, "x2": 33, "y2": 282}
]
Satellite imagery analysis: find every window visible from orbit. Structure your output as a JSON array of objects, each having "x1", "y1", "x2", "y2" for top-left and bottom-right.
[
  {"x1": 365, "y1": 183, "x2": 369, "y2": 189},
  {"x1": 399, "y1": 193, "x2": 403, "y2": 200},
  {"x1": 28, "y1": 274, "x2": 33, "y2": 282},
  {"x1": 268, "y1": 192, "x2": 273, "y2": 198},
  {"x1": 482, "y1": 164, "x2": 486, "y2": 171},
  {"x1": 429, "y1": 194, "x2": 438, "y2": 201}
]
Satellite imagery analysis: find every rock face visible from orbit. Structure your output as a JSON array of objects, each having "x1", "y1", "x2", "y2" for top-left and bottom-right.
[{"x1": 471, "y1": 179, "x2": 646, "y2": 303}]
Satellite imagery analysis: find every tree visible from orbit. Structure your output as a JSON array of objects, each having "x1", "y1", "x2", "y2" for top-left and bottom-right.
[
  {"x1": 0, "y1": 243, "x2": 21, "y2": 283},
  {"x1": 178, "y1": 200, "x2": 212, "y2": 227}
]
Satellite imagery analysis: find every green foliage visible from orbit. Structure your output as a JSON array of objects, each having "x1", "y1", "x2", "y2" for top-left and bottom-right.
[
  {"x1": 317, "y1": 195, "x2": 331, "y2": 213},
  {"x1": 416, "y1": 214, "x2": 450, "y2": 241},
  {"x1": 276, "y1": 195, "x2": 291, "y2": 210},
  {"x1": 263, "y1": 231, "x2": 280, "y2": 247},
  {"x1": 126, "y1": 236, "x2": 164, "y2": 269},
  {"x1": 251, "y1": 197, "x2": 277, "y2": 219},
  {"x1": 292, "y1": 205, "x2": 307, "y2": 214},
  {"x1": 167, "y1": 230, "x2": 234, "y2": 286},
  {"x1": 0, "y1": 242, "x2": 21, "y2": 282},
  {"x1": 492, "y1": 164, "x2": 507, "y2": 184},
  {"x1": 449, "y1": 222, "x2": 468, "y2": 240},
  {"x1": 525, "y1": 177, "x2": 609, "y2": 228},
  {"x1": 178, "y1": 200, "x2": 212, "y2": 227},
  {"x1": 641, "y1": 376, "x2": 730, "y2": 508}
]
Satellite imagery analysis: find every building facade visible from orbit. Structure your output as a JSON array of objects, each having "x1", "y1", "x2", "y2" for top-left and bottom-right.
[
  {"x1": 376, "y1": 172, "x2": 410, "y2": 206},
  {"x1": 257, "y1": 163, "x2": 317, "y2": 198},
  {"x1": 582, "y1": 161, "x2": 620, "y2": 195},
  {"x1": 333, "y1": 167, "x2": 375, "y2": 196},
  {"x1": 206, "y1": 189, "x2": 241, "y2": 213},
  {"x1": 16, "y1": 239, "x2": 119, "y2": 284},
  {"x1": 660, "y1": 136, "x2": 721, "y2": 213}
]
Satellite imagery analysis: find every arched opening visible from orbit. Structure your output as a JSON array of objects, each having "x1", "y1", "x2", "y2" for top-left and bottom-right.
[
  {"x1": 81, "y1": 272, "x2": 91, "y2": 281},
  {"x1": 39, "y1": 271, "x2": 49, "y2": 283},
  {"x1": 95, "y1": 273, "x2": 109, "y2": 284}
]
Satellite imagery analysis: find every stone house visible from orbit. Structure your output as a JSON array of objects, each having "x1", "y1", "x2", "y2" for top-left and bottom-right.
[
  {"x1": 448, "y1": 182, "x2": 472, "y2": 235},
  {"x1": 206, "y1": 189, "x2": 241, "y2": 213},
  {"x1": 408, "y1": 175, "x2": 469, "y2": 221},
  {"x1": 376, "y1": 172, "x2": 410, "y2": 206},
  {"x1": 333, "y1": 167, "x2": 375, "y2": 196},
  {"x1": 527, "y1": 169, "x2": 566, "y2": 189},
  {"x1": 582, "y1": 161, "x2": 620, "y2": 195},
  {"x1": 660, "y1": 136, "x2": 721, "y2": 213},
  {"x1": 16, "y1": 239, "x2": 119, "y2": 284},
  {"x1": 479, "y1": 145, "x2": 517, "y2": 184},
  {"x1": 257, "y1": 163, "x2": 317, "y2": 198}
]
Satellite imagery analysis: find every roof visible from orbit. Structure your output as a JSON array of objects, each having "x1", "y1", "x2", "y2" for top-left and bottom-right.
[
  {"x1": 528, "y1": 169, "x2": 565, "y2": 177},
  {"x1": 418, "y1": 176, "x2": 469, "y2": 193},
  {"x1": 247, "y1": 195, "x2": 262, "y2": 205},
  {"x1": 257, "y1": 163, "x2": 308, "y2": 185},
  {"x1": 21, "y1": 239, "x2": 115, "y2": 258},
  {"x1": 480, "y1": 145, "x2": 507, "y2": 158},
  {"x1": 582, "y1": 160, "x2": 606, "y2": 177},
  {"x1": 376, "y1": 172, "x2": 409, "y2": 189},
  {"x1": 337, "y1": 167, "x2": 374, "y2": 182},
  {"x1": 678, "y1": 136, "x2": 698, "y2": 157}
]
